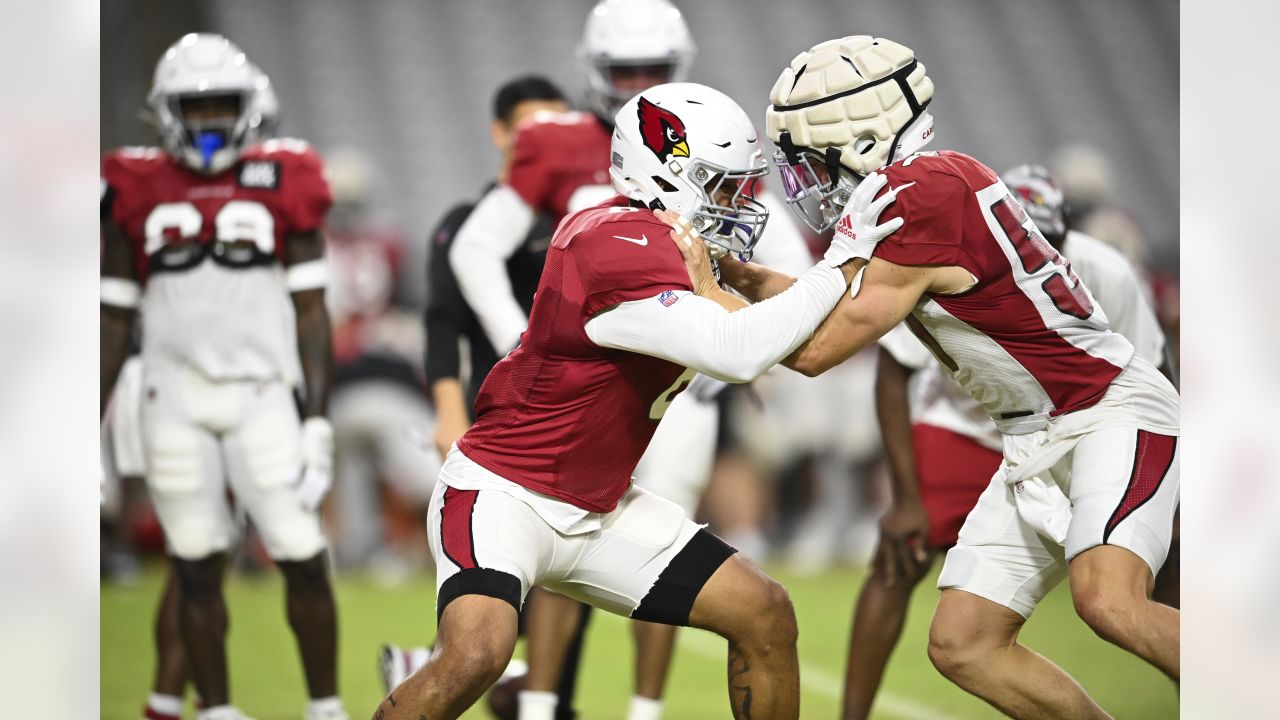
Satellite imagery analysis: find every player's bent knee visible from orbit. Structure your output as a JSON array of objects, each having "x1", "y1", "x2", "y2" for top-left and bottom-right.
[{"x1": 927, "y1": 599, "x2": 990, "y2": 679}]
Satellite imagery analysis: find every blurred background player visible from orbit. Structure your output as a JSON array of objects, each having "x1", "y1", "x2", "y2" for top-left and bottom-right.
[
  {"x1": 321, "y1": 147, "x2": 439, "y2": 578},
  {"x1": 439, "y1": 3, "x2": 813, "y2": 719},
  {"x1": 100, "y1": 33, "x2": 348, "y2": 720},
  {"x1": 839, "y1": 162, "x2": 1177, "y2": 719}
]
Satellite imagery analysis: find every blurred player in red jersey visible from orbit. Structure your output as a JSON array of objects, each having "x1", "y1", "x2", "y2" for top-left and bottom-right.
[
  {"x1": 840, "y1": 163, "x2": 1177, "y2": 719},
  {"x1": 371, "y1": 82, "x2": 907, "y2": 720},
  {"x1": 442, "y1": 3, "x2": 813, "y2": 718},
  {"x1": 100, "y1": 34, "x2": 348, "y2": 720},
  {"x1": 686, "y1": 36, "x2": 1178, "y2": 719}
]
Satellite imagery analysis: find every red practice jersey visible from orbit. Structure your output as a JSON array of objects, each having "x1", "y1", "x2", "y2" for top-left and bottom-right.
[
  {"x1": 506, "y1": 111, "x2": 614, "y2": 224},
  {"x1": 870, "y1": 151, "x2": 1134, "y2": 433},
  {"x1": 458, "y1": 196, "x2": 693, "y2": 512},
  {"x1": 101, "y1": 138, "x2": 332, "y2": 282},
  {"x1": 101, "y1": 139, "x2": 332, "y2": 381}
]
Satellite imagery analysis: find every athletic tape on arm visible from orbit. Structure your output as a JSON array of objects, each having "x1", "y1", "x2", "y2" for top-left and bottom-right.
[
  {"x1": 100, "y1": 277, "x2": 142, "y2": 309},
  {"x1": 285, "y1": 258, "x2": 329, "y2": 291},
  {"x1": 585, "y1": 262, "x2": 847, "y2": 383}
]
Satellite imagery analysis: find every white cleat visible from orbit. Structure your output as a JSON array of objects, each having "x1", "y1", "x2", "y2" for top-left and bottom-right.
[
  {"x1": 196, "y1": 707, "x2": 257, "y2": 720},
  {"x1": 379, "y1": 643, "x2": 411, "y2": 695},
  {"x1": 303, "y1": 707, "x2": 350, "y2": 720}
]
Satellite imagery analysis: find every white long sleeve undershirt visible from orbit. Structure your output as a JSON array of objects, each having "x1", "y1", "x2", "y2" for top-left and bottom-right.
[
  {"x1": 448, "y1": 185, "x2": 538, "y2": 353},
  {"x1": 584, "y1": 262, "x2": 849, "y2": 383}
]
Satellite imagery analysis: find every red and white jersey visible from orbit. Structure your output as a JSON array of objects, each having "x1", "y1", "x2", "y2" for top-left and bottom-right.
[
  {"x1": 457, "y1": 196, "x2": 693, "y2": 513},
  {"x1": 101, "y1": 139, "x2": 332, "y2": 382},
  {"x1": 506, "y1": 111, "x2": 614, "y2": 223},
  {"x1": 874, "y1": 151, "x2": 1134, "y2": 435}
]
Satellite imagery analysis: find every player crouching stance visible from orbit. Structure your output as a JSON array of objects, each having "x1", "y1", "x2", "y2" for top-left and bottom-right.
[
  {"x1": 703, "y1": 36, "x2": 1176, "y2": 719},
  {"x1": 372, "y1": 83, "x2": 905, "y2": 720},
  {"x1": 101, "y1": 34, "x2": 347, "y2": 720}
]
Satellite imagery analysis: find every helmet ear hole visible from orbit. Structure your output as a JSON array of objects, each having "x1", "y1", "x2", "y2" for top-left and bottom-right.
[
  {"x1": 651, "y1": 175, "x2": 679, "y2": 193},
  {"x1": 855, "y1": 135, "x2": 876, "y2": 154}
]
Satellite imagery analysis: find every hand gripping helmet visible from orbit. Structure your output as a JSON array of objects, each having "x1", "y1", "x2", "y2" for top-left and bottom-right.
[
  {"x1": 765, "y1": 36, "x2": 935, "y2": 232},
  {"x1": 148, "y1": 33, "x2": 275, "y2": 174},
  {"x1": 577, "y1": 0, "x2": 696, "y2": 119},
  {"x1": 1001, "y1": 164, "x2": 1067, "y2": 239},
  {"x1": 610, "y1": 83, "x2": 769, "y2": 261}
]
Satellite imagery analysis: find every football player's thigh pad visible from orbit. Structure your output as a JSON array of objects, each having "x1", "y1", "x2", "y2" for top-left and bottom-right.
[
  {"x1": 1064, "y1": 426, "x2": 1179, "y2": 575},
  {"x1": 147, "y1": 426, "x2": 235, "y2": 559},
  {"x1": 938, "y1": 471, "x2": 1068, "y2": 619},
  {"x1": 234, "y1": 385, "x2": 304, "y2": 491},
  {"x1": 548, "y1": 487, "x2": 695, "y2": 616}
]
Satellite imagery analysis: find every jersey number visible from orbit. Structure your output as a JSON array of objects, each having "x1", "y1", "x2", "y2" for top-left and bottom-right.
[
  {"x1": 649, "y1": 368, "x2": 697, "y2": 420},
  {"x1": 990, "y1": 196, "x2": 1094, "y2": 320},
  {"x1": 143, "y1": 200, "x2": 276, "y2": 256}
]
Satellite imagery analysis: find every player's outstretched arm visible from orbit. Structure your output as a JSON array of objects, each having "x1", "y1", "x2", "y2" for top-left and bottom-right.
[
  {"x1": 448, "y1": 186, "x2": 538, "y2": 354},
  {"x1": 783, "y1": 258, "x2": 937, "y2": 376},
  {"x1": 717, "y1": 256, "x2": 799, "y2": 302},
  {"x1": 100, "y1": 219, "x2": 138, "y2": 419}
]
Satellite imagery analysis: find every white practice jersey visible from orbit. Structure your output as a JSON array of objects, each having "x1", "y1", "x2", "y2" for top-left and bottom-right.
[{"x1": 873, "y1": 151, "x2": 1136, "y2": 436}]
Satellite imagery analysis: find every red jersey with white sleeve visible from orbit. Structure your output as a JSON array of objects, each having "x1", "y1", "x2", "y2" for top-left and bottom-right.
[
  {"x1": 101, "y1": 139, "x2": 332, "y2": 382},
  {"x1": 457, "y1": 196, "x2": 693, "y2": 513},
  {"x1": 506, "y1": 111, "x2": 614, "y2": 222},
  {"x1": 871, "y1": 151, "x2": 1134, "y2": 435}
]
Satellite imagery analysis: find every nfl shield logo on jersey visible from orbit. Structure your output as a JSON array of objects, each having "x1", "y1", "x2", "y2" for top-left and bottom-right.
[{"x1": 658, "y1": 290, "x2": 680, "y2": 307}]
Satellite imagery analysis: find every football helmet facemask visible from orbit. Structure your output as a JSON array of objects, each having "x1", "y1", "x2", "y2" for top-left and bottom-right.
[
  {"x1": 610, "y1": 83, "x2": 768, "y2": 261},
  {"x1": 148, "y1": 33, "x2": 275, "y2": 174},
  {"x1": 766, "y1": 36, "x2": 935, "y2": 233},
  {"x1": 578, "y1": 0, "x2": 696, "y2": 119}
]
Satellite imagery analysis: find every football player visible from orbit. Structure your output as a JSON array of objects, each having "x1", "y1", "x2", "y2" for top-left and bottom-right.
[
  {"x1": 371, "y1": 82, "x2": 905, "y2": 720},
  {"x1": 683, "y1": 36, "x2": 1178, "y2": 719},
  {"x1": 444, "y1": 3, "x2": 811, "y2": 718},
  {"x1": 100, "y1": 34, "x2": 348, "y2": 720},
  {"x1": 840, "y1": 163, "x2": 1175, "y2": 719}
]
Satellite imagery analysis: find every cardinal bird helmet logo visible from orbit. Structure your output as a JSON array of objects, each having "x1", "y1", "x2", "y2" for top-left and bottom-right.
[{"x1": 637, "y1": 96, "x2": 689, "y2": 161}]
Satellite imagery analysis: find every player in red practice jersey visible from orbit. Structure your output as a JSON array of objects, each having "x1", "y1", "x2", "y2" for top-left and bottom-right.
[
  {"x1": 101, "y1": 34, "x2": 348, "y2": 720},
  {"x1": 372, "y1": 82, "x2": 907, "y2": 720},
  {"x1": 839, "y1": 163, "x2": 1177, "y2": 720},
  {"x1": 440, "y1": 4, "x2": 813, "y2": 719},
  {"x1": 690, "y1": 36, "x2": 1178, "y2": 719}
]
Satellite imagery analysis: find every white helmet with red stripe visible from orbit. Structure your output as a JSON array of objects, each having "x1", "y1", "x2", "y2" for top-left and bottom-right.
[{"x1": 765, "y1": 36, "x2": 935, "y2": 232}]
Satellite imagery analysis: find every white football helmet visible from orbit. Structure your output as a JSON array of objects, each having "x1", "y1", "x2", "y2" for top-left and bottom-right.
[
  {"x1": 148, "y1": 33, "x2": 275, "y2": 173},
  {"x1": 765, "y1": 36, "x2": 935, "y2": 232},
  {"x1": 578, "y1": 0, "x2": 696, "y2": 118},
  {"x1": 1001, "y1": 164, "x2": 1067, "y2": 239},
  {"x1": 610, "y1": 83, "x2": 769, "y2": 261}
]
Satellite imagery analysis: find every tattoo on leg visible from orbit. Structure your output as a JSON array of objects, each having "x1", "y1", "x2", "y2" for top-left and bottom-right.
[
  {"x1": 388, "y1": 693, "x2": 397, "y2": 707},
  {"x1": 729, "y1": 647, "x2": 754, "y2": 720}
]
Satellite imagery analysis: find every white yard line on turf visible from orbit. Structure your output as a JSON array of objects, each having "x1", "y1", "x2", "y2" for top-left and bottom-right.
[{"x1": 679, "y1": 629, "x2": 959, "y2": 720}]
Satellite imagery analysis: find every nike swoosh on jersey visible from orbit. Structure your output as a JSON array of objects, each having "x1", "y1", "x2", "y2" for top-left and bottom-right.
[{"x1": 612, "y1": 234, "x2": 649, "y2": 246}]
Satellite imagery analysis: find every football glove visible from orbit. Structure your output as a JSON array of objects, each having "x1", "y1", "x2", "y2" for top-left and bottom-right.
[
  {"x1": 294, "y1": 417, "x2": 334, "y2": 512},
  {"x1": 823, "y1": 171, "x2": 912, "y2": 268}
]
